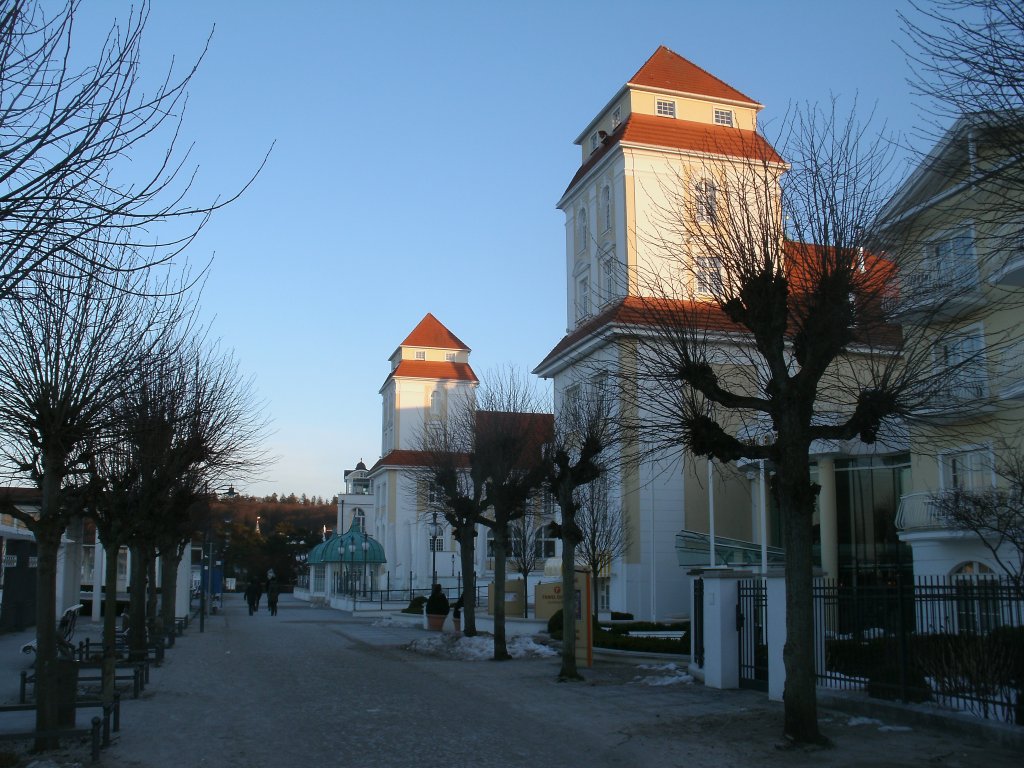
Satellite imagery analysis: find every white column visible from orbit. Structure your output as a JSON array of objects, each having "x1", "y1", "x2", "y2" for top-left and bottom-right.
[{"x1": 817, "y1": 457, "x2": 838, "y2": 579}]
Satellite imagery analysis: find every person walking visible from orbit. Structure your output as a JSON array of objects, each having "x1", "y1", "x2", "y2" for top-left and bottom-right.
[
  {"x1": 266, "y1": 578, "x2": 279, "y2": 616},
  {"x1": 245, "y1": 578, "x2": 260, "y2": 615}
]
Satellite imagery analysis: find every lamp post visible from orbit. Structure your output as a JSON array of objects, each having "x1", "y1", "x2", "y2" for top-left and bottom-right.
[
  {"x1": 362, "y1": 531, "x2": 369, "y2": 597},
  {"x1": 430, "y1": 510, "x2": 440, "y2": 587},
  {"x1": 347, "y1": 541, "x2": 356, "y2": 596},
  {"x1": 200, "y1": 484, "x2": 236, "y2": 633}
]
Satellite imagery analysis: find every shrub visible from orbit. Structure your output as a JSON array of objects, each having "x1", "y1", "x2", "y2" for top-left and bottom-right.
[
  {"x1": 866, "y1": 663, "x2": 931, "y2": 703},
  {"x1": 610, "y1": 611, "x2": 634, "y2": 621},
  {"x1": 546, "y1": 609, "x2": 601, "y2": 640},
  {"x1": 425, "y1": 588, "x2": 450, "y2": 616},
  {"x1": 402, "y1": 596, "x2": 426, "y2": 615}
]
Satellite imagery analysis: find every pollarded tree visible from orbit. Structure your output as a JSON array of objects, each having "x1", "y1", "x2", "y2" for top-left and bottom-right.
[
  {"x1": 617, "y1": 101, "x2": 997, "y2": 743},
  {"x1": 0, "y1": 256, "x2": 186, "y2": 747},
  {"x1": 545, "y1": 380, "x2": 613, "y2": 681}
]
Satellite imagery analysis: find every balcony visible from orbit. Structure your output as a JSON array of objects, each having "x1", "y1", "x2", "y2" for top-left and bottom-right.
[
  {"x1": 896, "y1": 260, "x2": 983, "y2": 319},
  {"x1": 895, "y1": 492, "x2": 947, "y2": 531}
]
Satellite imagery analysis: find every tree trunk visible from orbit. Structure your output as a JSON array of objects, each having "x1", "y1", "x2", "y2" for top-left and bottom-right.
[
  {"x1": 559, "y1": 520, "x2": 582, "y2": 681},
  {"x1": 146, "y1": 553, "x2": 159, "y2": 642},
  {"x1": 491, "y1": 526, "x2": 510, "y2": 660},
  {"x1": 160, "y1": 550, "x2": 182, "y2": 645},
  {"x1": 101, "y1": 538, "x2": 121, "y2": 705},
  {"x1": 777, "y1": 440, "x2": 824, "y2": 744},
  {"x1": 458, "y1": 527, "x2": 477, "y2": 636},
  {"x1": 128, "y1": 545, "x2": 149, "y2": 661},
  {"x1": 32, "y1": 530, "x2": 63, "y2": 750}
]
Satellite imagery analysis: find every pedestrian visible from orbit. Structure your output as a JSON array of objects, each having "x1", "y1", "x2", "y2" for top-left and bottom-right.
[
  {"x1": 266, "y1": 578, "x2": 279, "y2": 616},
  {"x1": 245, "y1": 578, "x2": 260, "y2": 615}
]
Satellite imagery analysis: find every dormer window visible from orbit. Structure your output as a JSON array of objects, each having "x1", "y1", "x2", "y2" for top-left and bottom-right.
[
  {"x1": 415, "y1": 351, "x2": 426, "y2": 360},
  {"x1": 714, "y1": 108, "x2": 734, "y2": 127},
  {"x1": 656, "y1": 99, "x2": 676, "y2": 118},
  {"x1": 612, "y1": 107, "x2": 621, "y2": 128},
  {"x1": 590, "y1": 132, "x2": 599, "y2": 152},
  {"x1": 445, "y1": 352, "x2": 456, "y2": 362}
]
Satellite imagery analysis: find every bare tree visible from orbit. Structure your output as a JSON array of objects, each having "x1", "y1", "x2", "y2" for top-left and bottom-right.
[
  {"x1": 545, "y1": 382, "x2": 613, "y2": 681},
  {"x1": 474, "y1": 371, "x2": 551, "y2": 661},
  {"x1": 507, "y1": 497, "x2": 550, "y2": 617},
  {"x1": 575, "y1": 478, "x2": 630, "y2": 622},
  {"x1": 0, "y1": 256, "x2": 185, "y2": 747},
  {"x1": 0, "y1": 0, "x2": 266, "y2": 298},
  {"x1": 416, "y1": 368, "x2": 550, "y2": 655}
]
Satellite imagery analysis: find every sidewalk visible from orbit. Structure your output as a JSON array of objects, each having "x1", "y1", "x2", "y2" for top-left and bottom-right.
[{"x1": 1, "y1": 594, "x2": 1021, "y2": 767}]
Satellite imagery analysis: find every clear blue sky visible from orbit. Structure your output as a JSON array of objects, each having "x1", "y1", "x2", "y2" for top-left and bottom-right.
[{"x1": 75, "y1": 0, "x2": 931, "y2": 500}]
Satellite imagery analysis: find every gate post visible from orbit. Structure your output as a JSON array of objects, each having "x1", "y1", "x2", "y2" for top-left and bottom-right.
[
  {"x1": 766, "y1": 570, "x2": 786, "y2": 701},
  {"x1": 701, "y1": 569, "x2": 749, "y2": 689}
]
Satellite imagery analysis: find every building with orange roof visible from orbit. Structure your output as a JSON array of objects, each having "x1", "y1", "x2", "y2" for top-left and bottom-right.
[{"x1": 536, "y1": 47, "x2": 910, "y2": 621}]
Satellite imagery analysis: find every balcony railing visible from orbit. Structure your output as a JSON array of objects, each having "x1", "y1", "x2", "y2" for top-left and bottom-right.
[{"x1": 895, "y1": 492, "x2": 947, "y2": 531}]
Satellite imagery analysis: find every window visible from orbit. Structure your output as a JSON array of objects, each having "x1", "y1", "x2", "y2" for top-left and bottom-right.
[
  {"x1": 445, "y1": 352, "x2": 456, "y2": 362},
  {"x1": 575, "y1": 207, "x2": 588, "y2": 253},
  {"x1": 612, "y1": 107, "x2": 621, "y2": 128},
  {"x1": 696, "y1": 255, "x2": 723, "y2": 295},
  {"x1": 429, "y1": 535, "x2": 445, "y2": 553},
  {"x1": 656, "y1": 99, "x2": 676, "y2": 118},
  {"x1": 713, "y1": 108, "x2": 734, "y2": 126},
  {"x1": 940, "y1": 448, "x2": 990, "y2": 491},
  {"x1": 415, "y1": 350, "x2": 426, "y2": 360},
  {"x1": 352, "y1": 508, "x2": 366, "y2": 532},
  {"x1": 600, "y1": 252, "x2": 618, "y2": 302},
  {"x1": 938, "y1": 328, "x2": 987, "y2": 400},
  {"x1": 590, "y1": 132, "x2": 599, "y2": 152},
  {"x1": 575, "y1": 275, "x2": 590, "y2": 321},
  {"x1": 601, "y1": 185, "x2": 612, "y2": 231},
  {"x1": 534, "y1": 527, "x2": 557, "y2": 559},
  {"x1": 696, "y1": 179, "x2": 717, "y2": 223},
  {"x1": 430, "y1": 390, "x2": 440, "y2": 417}
]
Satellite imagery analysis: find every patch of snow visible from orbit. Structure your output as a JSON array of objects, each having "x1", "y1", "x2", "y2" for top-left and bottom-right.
[
  {"x1": 878, "y1": 725, "x2": 913, "y2": 732},
  {"x1": 405, "y1": 633, "x2": 557, "y2": 660},
  {"x1": 373, "y1": 616, "x2": 400, "y2": 627},
  {"x1": 847, "y1": 716, "x2": 883, "y2": 727},
  {"x1": 632, "y1": 672, "x2": 693, "y2": 686},
  {"x1": 637, "y1": 662, "x2": 680, "y2": 672}
]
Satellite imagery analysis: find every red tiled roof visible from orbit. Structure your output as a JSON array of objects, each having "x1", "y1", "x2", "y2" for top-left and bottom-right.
[
  {"x1": 629, "y1": 47, "x2": 759, "y2": 105},
  {"x1": 564, "y1": 113, "x2": 783, "y2": 197},
  {"x1": 381, "y1": 360, "x2": 479, "y2": 391},
  {"x1": 368, "y1": 450, "x2": 432, "y2": 474},
  {"x1": 401, "y1": 313, "x2": 470, "y2": 351},
  {"x1": 0, "y1": 487, "x2": 41, "y2": 504}
]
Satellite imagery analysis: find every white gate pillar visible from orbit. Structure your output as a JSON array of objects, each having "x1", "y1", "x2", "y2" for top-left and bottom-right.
[{"x1": 700, "y1": 569, "x2": 750, "y2": 689}]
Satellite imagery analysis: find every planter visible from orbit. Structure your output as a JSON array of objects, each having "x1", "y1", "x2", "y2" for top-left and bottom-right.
[{"x1": 426, "y1": 613, "x2": 446, "y2": 631}]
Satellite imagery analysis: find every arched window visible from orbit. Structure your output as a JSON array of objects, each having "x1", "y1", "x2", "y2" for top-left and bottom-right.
[
  {"x1": 576, "y1": 207, "x2": 588, "y2": 253},
  {"x1": 601, "y1": 185, "x2": 612, "y2": 232},
  {"x1": 430, "y1": 389, "x2": 440, "y2": 418},
  {"x1": 696, "y1": 179, "x2": 717, "y2": 223}
]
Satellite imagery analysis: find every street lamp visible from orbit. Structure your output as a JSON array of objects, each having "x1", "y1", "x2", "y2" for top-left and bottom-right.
[
  {"x1": 200, "y1": 484, "x2": 237, "y2": 633},
  {"x1": 362, "y1": 531, "x2": 369, "y2": 597},
  {"x1": 347, "y1": 541, "x2": 356, "y2": 596},
  {"x1": 430, "y1": 510, "x2": 440, "y2": 587}
]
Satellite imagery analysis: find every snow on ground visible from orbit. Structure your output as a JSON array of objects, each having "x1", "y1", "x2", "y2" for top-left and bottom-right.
[
  {"x1": 630, "y1": 662, "x2": 694, "y2": 686},
  {"x1": 405, "y1": 632, "x2": 558, "y2": 660}
]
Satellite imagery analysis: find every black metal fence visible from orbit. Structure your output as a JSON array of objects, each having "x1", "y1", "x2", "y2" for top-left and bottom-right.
[
  {"x1": 813, "y1": 576, "x2": 1023, "y2": 725},
  {"x1": 737, "y1": 579, "x2": 768, "y2": 690}
]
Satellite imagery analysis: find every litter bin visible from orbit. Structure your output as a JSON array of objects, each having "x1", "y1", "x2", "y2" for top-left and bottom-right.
[{"x1": 54, "y1": 658, "x2": 79, "y2": 728}]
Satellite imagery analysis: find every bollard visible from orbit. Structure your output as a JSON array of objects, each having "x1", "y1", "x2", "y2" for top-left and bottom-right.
[{"x1": 91, "y1": 716, "x2": 101, "y2": 762}]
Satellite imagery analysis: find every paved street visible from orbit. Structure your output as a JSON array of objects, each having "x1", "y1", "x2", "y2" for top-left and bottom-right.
[{"x1": 2, "y1": 593, "x2": 1021, "y2": 767}]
